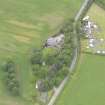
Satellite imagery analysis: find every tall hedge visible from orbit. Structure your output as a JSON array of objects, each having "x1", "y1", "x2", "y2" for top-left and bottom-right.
[{"x1": 3, "y1": 60, "x2": 20, "y2": 96}]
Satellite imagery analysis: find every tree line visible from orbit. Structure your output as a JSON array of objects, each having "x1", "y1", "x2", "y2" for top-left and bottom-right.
[{"x1": 3, "y1": 60, "x2": 20, "y2": 96}]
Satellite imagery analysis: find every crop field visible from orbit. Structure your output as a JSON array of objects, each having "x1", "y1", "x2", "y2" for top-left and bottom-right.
[
  {"x1": 55, "y1": 54, "x2": 105, "y2": 105},
  {"x1": 0, "y1": 0, "x2": 84, "y2": 105}
]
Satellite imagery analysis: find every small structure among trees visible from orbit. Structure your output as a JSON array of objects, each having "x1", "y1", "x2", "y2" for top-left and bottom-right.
[{"x1": 30, "y1": 19, "x2": 75, "y2": 103}]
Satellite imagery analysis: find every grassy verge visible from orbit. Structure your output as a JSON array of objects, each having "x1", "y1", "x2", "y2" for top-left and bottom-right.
[{"x1": 55, "y1": 53, "x2": 105, "y2": 105}]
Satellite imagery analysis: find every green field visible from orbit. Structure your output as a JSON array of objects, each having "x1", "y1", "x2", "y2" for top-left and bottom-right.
[
  {"x1": 0, "y1": 0, "x2": 84, "y2": 105},
  {"x1": 55, "y1": 54, "x2": 105, "y2": 105}
]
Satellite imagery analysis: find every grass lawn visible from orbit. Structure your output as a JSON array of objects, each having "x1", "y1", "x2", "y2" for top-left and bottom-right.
[
  {"x1": 0, "y1": 0, "x2": 84, "y2": 105},
  {"x1": 55, "y1": 54, "x2": 105, "y2": 105}
]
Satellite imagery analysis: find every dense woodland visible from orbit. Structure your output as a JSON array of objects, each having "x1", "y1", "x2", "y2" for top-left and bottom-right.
[{"x1": 30, "y1": 19, "x2": 76, "y2": 93}]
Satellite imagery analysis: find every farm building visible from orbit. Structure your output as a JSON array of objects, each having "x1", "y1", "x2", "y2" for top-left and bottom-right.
[
  {"x1": 82, "y1": 16, "x2": 98, "y2": 38},
  {"x1": 45, "y1": 34, "x2": 64, "y2": 48}
]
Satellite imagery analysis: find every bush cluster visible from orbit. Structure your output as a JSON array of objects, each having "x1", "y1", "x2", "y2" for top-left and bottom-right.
[{"x1": 3, "y1": 60, "x2": 20, "y2": 96}]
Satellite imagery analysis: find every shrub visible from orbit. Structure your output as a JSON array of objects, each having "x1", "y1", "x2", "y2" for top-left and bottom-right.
[{"x1": 3, "y1": 60, "x2": 20, "y2": 96}]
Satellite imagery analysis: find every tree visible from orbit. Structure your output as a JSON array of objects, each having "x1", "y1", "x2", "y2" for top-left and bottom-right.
[
  {"x1": 32, "y1": 65, "x2": 49, "y2": 81},
  {"x1": 30, "y1": 49, "x2": 43, "y2": 65},
  {"x1": 42, "y1": 48, "x2": 58, "y2": 65},
  {"x1": 58, "y1": 66, "x2": 69, "y2": 78}
]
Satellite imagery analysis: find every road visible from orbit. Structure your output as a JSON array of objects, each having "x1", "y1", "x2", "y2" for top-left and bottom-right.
[
  {"x1": 47, "y1": 0, "x2": 90, "y2": 105},
  {"x1": 75, "y1": 0, "x2": 90, "y2": 21}
]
